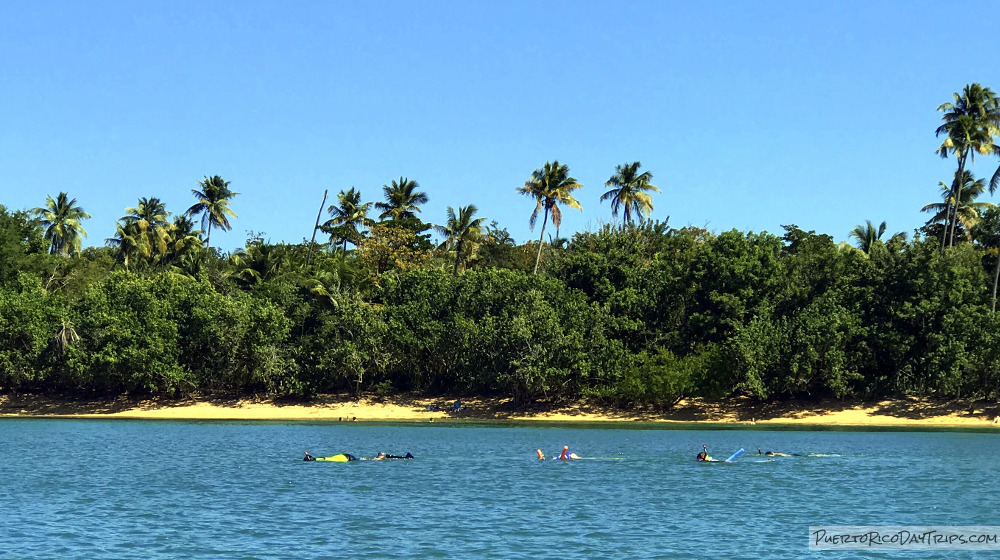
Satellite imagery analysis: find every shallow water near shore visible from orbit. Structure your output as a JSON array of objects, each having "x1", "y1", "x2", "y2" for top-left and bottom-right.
[{"x1": 2, "y1": 420, "x2": 998, "y2": 559}]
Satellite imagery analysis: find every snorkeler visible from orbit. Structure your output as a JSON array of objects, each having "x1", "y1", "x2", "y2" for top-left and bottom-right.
[
  {"x1": 757, "y1": 448, "x2": 792, "y2": 456},
  {"x1": 558, "y1": 446, "x2": 580, "y2": 460},
  {"x1": 697, "y1": 444, "x2": 719, "y2": 462},
  {"x1": 370, "y1": 452, "x2": 414, "y2": 460}
]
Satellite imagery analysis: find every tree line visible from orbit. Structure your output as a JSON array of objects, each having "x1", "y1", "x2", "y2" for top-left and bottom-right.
[{"x1": 1, "y1": 83, "x2": 999, "y2": 406}]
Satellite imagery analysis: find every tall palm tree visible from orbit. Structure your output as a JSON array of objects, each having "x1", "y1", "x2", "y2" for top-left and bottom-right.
[
  {"x1": 375, "y1": 177, "x2": 428, "y2": 221},
  {"x1": 601, "y1": 161, "x2": 660, "y2": 226},
  {"x1": 120, "y1": 197, "x2": 173, "y2": 258},
  {"x1": 922, "y1": 172, "x2": 994, "y2": 243},
  {"x1": 186, "y1": 175, "x2": 239, "y2": 248},
  {"x1": 936, "y1": 83, "x2": 1000, "y2": 249},
  {"x1": 31, "y1": 192, "x2": 91, "y2": 256},
  {"x1": 516, "y1": 160, "x2": 583, "y2": 274},
  {"x1": 435, "y1": 204, "x2": 486, "y2": 275},
  {"x1": 322, "y1": 187, "x2": 374, "y2": 251}
]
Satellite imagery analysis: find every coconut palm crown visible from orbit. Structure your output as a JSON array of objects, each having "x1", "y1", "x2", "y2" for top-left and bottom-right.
[
  {"x1": 601, "y1": 161, "x2": 660, "y2": 226},
  {"x1": 922, "y1": 171, "x2": 994, "y2": 243},
  {"x1": 935, "y1": 83, "x2": 1000, "y2": 248},
  {"x1": 435, "y1": 204, "x2": 486, "y2": 275},
  {"x1": 31, "y1": 192, "x2": 91, "y2": 256},
  {"x1": 516, "y1": 160, "x2": 583, "y2": 274},
  {"x1": 186, "y1": 175, "x2": 239, "y2": 248},
  {"x1": 323, "y1": 187, "x2": 374, "y2": 250},
  {"x1": 375, "y1": 177, "x2": 428, "y2": 221}
]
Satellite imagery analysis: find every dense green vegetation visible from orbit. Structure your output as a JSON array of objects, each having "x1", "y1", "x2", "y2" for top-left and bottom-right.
[{"x1": 3, "y1": 83, "x2": 1000, "y2": 407}]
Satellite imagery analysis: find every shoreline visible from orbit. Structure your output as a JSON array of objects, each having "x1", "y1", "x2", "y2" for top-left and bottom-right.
[{"x1": 2, "y1": 393, "x2": 999, "y2": 428}]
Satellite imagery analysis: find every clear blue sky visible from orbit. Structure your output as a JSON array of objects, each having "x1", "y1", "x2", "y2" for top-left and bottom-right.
[{"x1": 2, "y1": 1, "x2": 999, "y2": 252}]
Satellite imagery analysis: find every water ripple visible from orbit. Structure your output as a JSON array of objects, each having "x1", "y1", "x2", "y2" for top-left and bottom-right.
[{"x1": 1, "y1": 421, "x2": 999, "y2": 559}]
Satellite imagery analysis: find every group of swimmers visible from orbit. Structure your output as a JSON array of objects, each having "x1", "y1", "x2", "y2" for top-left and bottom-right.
[
  {"x1": 695, "y1": 445, "x2": 793, "y2": 462},
  {"x1": 303, "y1": 451, "x2": 414, "y2": 461},
  {"x1": 304, "y1": 444, "x2": 793, "y2": 463}
]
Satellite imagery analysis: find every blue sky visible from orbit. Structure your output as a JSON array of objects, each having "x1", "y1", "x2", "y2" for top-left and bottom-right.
[{"x1": 2, "y1": 1, "x2": 999, "y2": 253}]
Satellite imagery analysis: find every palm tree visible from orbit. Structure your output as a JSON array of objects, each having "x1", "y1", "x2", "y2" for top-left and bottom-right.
[
  {"x1": 601, "y1": 161, "x2": 660, "y2": 226},
  {"x1": 322, "y1": 187, "x2": 374, "y2": 251},
  {"x1": 975, "y1": 208, "x2": 1000, "y2": 312},
  {"x1": 516, "y1": 160, "x2": 583, "y2": 274},
  {"x1": 120, "y1": 197, "x2": 173, "y2": 259},
  {"x1": 165, "y1": 215, "x2": 204, "y2": 266},
  {"x1": 229, "y1": 241, "x2": 292, "y2": 288},
  {"x1": 186, "y1": 175, "x2": 239, "y2": 248},
  {"x1": 31, "y1": 192, "x2": 91, "y2": 256},
  {"x1": 435, "y1": 204, "x2": 486, "y2": 275},
  {"x1": 374, "y1": 177, "x2": 428, "y2": 221},
  {"x1": 106, "y1": 222, "x2": 143, "y2": 269},
  {"x1": 922, "y1": 171, "x2": 994, "y2": 243},
  {"x1": 936, "y1": 84, "x2": 1000, "y2": 249},
  {"x1": 849, "y1": 220, "x2": 906, "y2": 254}
]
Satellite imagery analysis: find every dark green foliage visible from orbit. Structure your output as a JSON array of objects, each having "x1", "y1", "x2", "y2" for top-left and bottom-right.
[
  {"x1": 378, "y1": 268, "x2": 622, "y2": 404},
  {"x1": 51, "y1": 271, "x2": 292, "y2": 396},
  {"x1": 0, "y1": 206, "x2": 50, "y2": 286},
  {"x1": 0, "y1": 274, "x2": 67, "y2": 391},
  {"x1": 586, "y1": 347, "x2": 697, "y2": 407},
  {"x1": 5, "y1": 193, "x2": 1000, "y2": 403},
  {"x1": 685, "y1": 230, "x2": 784, "y2": 346},
  {"x1": 63, "y1": 271, "x2": 189, "y2": 394}
]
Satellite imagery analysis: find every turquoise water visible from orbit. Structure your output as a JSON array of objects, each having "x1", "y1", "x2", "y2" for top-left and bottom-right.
[{"x1": 2, "y1": 420, "x2": 998, "y2": 559}]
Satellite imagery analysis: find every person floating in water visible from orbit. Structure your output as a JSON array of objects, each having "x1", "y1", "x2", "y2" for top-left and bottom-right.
[
  {"x1": 757, "y1": 448, "x2": 791, "y2": 457},
  {"x1": 304, "y1": 452, "x2": 358, "y2": 462},
  {"x1": 558, "y1": 446, "x2": 580, "y2": 460},
  {"x1": 371, "y1": 452, "x2": 414, "y2": 460},
  {"x1": 536, "y1": 446, "x2": 580, "y2": 460},
  {"x1": 697, "y1": 444, "x2": 719, "y2": 462}
]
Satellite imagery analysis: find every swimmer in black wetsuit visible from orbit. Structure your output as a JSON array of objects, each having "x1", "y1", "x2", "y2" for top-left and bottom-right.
[
  {"x1": 757, "y1": 448, "x2": 792, "y2": 456},
  {"x1": 370, "y1": 452, "x2": 414, "y2": 460},
  {"x1": 303, "y1": 451, "x2": 316, "y2": 461}
]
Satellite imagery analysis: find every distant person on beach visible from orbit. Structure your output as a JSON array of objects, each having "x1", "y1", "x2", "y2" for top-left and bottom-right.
[{"x1": 303, "y1": 451, "x2": 316, "y2": 461}]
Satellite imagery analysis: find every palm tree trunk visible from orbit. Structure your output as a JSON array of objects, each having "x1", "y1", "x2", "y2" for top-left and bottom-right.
[
  {"x1": 533, "y1": 210, "x2": 550, "y2": 275},
  {"x1": 993, "y1": 248, "x2": 1000, "y2": 312},
  {"x1": 939, "y1": 198, "x2": 952, "y2": 253},
  {"x1": 947, "y1": 156, "x2": 968, "y2": 249},
  {"x1": 307, "y1": 189, "x2": 328, "y2": 265}
]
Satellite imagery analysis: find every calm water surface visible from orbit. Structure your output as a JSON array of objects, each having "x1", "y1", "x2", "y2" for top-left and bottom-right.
[{"x1": 1, "y1": 420, "x2": 998, "y2": 559}]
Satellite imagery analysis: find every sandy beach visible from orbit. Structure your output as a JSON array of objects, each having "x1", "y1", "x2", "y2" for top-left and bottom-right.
[{"x1": 2, "y1": 393, "x2": 999, "y2": 428}]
